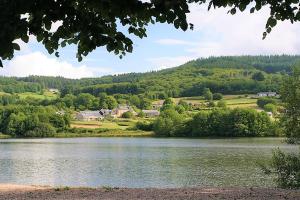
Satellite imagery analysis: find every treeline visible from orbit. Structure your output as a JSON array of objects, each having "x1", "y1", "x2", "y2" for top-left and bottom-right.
[
  {"x1": 0, "y1": 77, "x2": 43, "y2": 93},
  {"x1": 3, "y1": 55, "x2": 296, "y2": 99},
  {"x1": 0, "y1": 105, "x2": 70, "y2": 137},
  {"x1": 0, "y1": 92, "x2": 153, "y2": 111},
  {"x1": 137, "y1": 101, "x2": 278, "y2": 137}
]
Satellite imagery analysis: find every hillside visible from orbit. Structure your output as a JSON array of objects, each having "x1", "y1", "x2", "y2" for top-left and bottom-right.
[{"x1": 1, "y1": 55, "x2": 300, "y2": 98}]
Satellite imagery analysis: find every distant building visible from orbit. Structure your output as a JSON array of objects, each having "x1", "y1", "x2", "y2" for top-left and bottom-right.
[
  {"x1": 266, "y1": 112, "x2": 273, "y2": 117},
  {"x1": 142, "y1": 110, "x2": 160, "y2": 117},
  {"x1": 112, "y1": 105, "x2": 137, "y2": 118},
  {"x1": 55, "y1": 110, "x2": 65, "y2": 115},
  {"x1": 152, "y1": 101, "x2": 164, "y2": 109},
  {"x1": 49, "y1": 88, "x2": 59, "y2": 93},
  {"x1": 76, "y1": 110, "x2": 103, "y2": 121},
  {"x1": 99, "y1": 109, "x2": 112, "y2": 117},
  {"x1": 257, "y1": 92, "x2": 277, "y2": 97}
]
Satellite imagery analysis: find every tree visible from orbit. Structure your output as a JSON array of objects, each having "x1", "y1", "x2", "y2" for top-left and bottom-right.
[
  {"x1": 153, "y1": 109, "x2": 183, "y2": 137},
  {"x1": 121, "y1": 111, "x2": 133, "y2": 119},
  {"x1": 105, "y1": 96, "x2": 118, "y2": 110},
  {"x1": 252, "y1": 72, "x2": 265, "y2": 81},
  {"x1": 163, "y1": 98, "x2": 174, "y2": 106},
  {"x1": 217, "y1": 100, "x2": 227, "y2": 108},
  {"x1": 203, "y1": 88, "x2": 213, "y2": 101},
  {"x1": 281, "y1": 66, "x2": 300, "y2": 143},
  {"x1": 213, "y1": 93, "x2": 223, "y2": 100},
  {"x1": 2, "y1": 1, "x2": 299, "y2": 66},
  {"x1": 257, "y1": 97, "x2": 276, "y2": 109},
  {"x1": 262, "y1": 148, "x2": 300, "y2": 189},
  {"x1": 264, "y1": 103, "x2": 277, "y2": 113}
]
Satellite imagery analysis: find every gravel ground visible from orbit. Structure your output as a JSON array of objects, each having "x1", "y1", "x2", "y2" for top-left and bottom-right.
[{"x1": 0, "y1": 185, "x2": 299, "y2": 200}]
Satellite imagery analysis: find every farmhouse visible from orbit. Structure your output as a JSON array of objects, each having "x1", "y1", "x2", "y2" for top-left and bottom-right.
[
  {"x1": 76, "y1": 110, "x2": 103, "y2": 121},
  {"x1": 97, "y1": 105, "x2": 138, "y2": 118},
  {"x1": 257, "y1": 92, "x2": 277, "y2": 97},
  {"x1": 99, "y1": 109, "x2": 112, "y2": 117},
  {"x1": 142, "y1": 110, "x2": 160, "y2": 117}
]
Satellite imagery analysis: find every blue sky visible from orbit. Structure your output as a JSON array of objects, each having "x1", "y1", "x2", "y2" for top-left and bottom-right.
[{"x1": 1, "y1": 4, "x2": 300, "y2": 78}]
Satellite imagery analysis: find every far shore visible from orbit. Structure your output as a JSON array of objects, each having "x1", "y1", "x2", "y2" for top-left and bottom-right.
[{"x1": 0, "y1": 184, "x2": 299, "y2": 200}]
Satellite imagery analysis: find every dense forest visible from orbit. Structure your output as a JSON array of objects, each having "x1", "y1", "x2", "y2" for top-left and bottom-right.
[{"x1": 1, "y1": 55, "x2": 298, "y2": 98}]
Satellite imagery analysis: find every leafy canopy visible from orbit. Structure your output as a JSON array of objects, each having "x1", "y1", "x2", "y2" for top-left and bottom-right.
[{"x1": 1, "y1": 0, "x2": 300, "y2": 67}]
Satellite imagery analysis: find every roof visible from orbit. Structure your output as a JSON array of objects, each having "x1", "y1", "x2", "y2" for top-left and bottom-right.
[
  {"x1": 117, "y1": 105, "x2": 131, "y2": 110},
  {"x1": 78, "y1": 111, "x2": 102, "y2": 118},
  {"x1": 142, "y1": 110, "x2": 160, "y2": 114},
  {"x1": 258, "y1": 92, "x2": 277, "y2": 94}
]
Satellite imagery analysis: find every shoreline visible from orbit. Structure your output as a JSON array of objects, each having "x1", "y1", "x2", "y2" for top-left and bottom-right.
[{"x1": 0, "y1": 185, "x2": 299, "y2": 200}]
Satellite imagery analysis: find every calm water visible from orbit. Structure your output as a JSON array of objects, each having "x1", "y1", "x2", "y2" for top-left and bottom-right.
[{"x1": 0, "y1": 137, "x2": 297, "y2": 188}]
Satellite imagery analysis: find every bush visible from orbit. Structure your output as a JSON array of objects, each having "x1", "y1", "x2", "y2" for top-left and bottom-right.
[
  {"x1": 25, "y1": 123, "x2": 56, "y2": 137},
  {"x1": 217, "y1": 100, "x2": 227, "y2": 108},
  {"x1": 264, "y1": 103, "x2": 277, "y2": 113},
  {"x1": 257, "y1": 97, "x2": 276, "y2": 108},
  {"x1": 262, "y1": 149, "x2": 300, "y2": 189},
  {"x1": 153, "y1": 109, "x2": 183, "y2": 136},
  {"x1": 121, "y1": 111, "x2": 133, "y2": 118},
  {"x1": 213, "y1": 93, "x2": 223, "y2": 100},
  {"x1": 136, "y1": 121, "x2": 153, "y2": 131}
]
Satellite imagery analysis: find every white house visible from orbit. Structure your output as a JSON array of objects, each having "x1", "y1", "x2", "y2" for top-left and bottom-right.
[
  {"x1": 257, "y1": 92, "x2": 277, "y2": 97},
  {"x1": 142, "y1": 110, "x2": 160, "y2": 117},
  {"x1": 49, "y1": 88, "x2": 59, "y2": 93},
  {"x1": 76, "y1": 110, "x2": 103, "y2": 121}
]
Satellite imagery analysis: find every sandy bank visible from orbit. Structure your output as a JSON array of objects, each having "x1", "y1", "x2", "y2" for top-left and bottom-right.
[{"x1": 0, "y1": 185, "x2": 299, "y2": 200}]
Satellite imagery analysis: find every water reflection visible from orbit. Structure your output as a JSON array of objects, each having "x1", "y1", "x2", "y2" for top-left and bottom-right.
[{"x1": 0, "y1": 137, "x2": 297, "y2": 187}]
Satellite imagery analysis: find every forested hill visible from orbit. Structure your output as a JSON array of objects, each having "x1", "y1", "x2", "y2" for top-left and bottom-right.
[{"x1": 2, "y1": 55, "x2": 300, "y2": 99}]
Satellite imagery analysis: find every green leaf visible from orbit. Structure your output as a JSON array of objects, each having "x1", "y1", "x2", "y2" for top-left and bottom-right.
[
  {"x1": 37, "y1": 34, "x2": 43, "y2": 42},
  {"x1": 250, "y1": 7, "x2": 255, "y2": 13},
  {"x1": 61, "y1": 41, "x2": 67, "y2": 47},
  {"x1": 0, "y1": 59, "x2": 3, "y2": 68},
  {"x1": 12, "y1": 43, "x2": 20, "y2": 50},
  {"x1": 55, "y1": 52, "x2": 59, "y2": 57},
  {"x1": 230, "y1": 8, "x2": 236, "y2": 15},
  {"x1": 21, "y1": 35, "x2": 29, "y2": 43},
  {"x1": 267, "y1": 17, "x2": 277, "y2": 28}
]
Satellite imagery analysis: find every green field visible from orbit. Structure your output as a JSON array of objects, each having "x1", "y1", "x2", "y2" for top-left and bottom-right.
[
  {"x1": 172, "y1": 95, "x2": 259, "y2": 110},
  {"x1": 55, "y1": 130, "x2": 154, "y2": 138},
  {"x1": 18, "y1": 91, "x2": 58, "y2": 100},
  {"x1": 71, "y1": 119, "x2": 139, "y2": 130},
  {"x1": 0, "y1": 90, "x2": 58, "y2": 100}
]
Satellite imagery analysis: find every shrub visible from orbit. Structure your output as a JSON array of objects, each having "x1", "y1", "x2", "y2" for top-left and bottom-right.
[
  {"x1": 25, "y1": 123, "x2": 56, "y2": 137},
  {"x1": 217, "y1": 100, "x2": 227, "y2": 108},
  {"x1": 136, "y1": 121, "x2": 153, "y2": 131},
  {"x1": 257, "y1": 97, "x2": 276, "y2": 109},
  {"x1": 121, "y1": 111, "x2": 133, "y2": 118},
  {"x1": 264, "y1": 103, "x2": 277, "y2": 113},
  {"x1": 262, "y1": 149, "x2": 300, "y2": 189},
  {"x1": 213, "y1": 93, "x2": 223, "y2": 100}
]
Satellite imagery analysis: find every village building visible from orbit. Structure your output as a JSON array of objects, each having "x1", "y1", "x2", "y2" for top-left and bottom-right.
[
  {"x1": 111, "y1": 105, "x2": 137, "y2": 118},
  {"x1": 49, "y1": 88, "x2": 59, "y2": 93},
  {"x1": 99, "y1": 109, "x2": 113, "y2": 117},
  {"x1": 142, "y1": 110, "x2": 160, "y2": 117},
  {"x1": 257, "y1": 92, "x2": 277, "y2": 97},
  {"x1": 76, "y1": 110, "x2": 103, "y2": 121},
  {"x1": 152, "y1": 101, "x2": 164, "y2": 109}
]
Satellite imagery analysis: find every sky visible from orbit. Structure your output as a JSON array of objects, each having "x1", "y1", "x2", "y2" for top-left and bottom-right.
[{"x1": 1, "y1": 4, "x2": 300, "y2": 79}]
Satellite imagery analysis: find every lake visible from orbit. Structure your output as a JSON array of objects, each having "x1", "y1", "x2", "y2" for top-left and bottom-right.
[{"x1": 0, "y1": 137, "x2": 297, "y2": 188}]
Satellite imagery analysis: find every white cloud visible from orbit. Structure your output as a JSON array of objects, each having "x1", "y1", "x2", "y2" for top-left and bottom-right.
[
  {"x1": 147, "y1": 56, "x2": 194, "y2": 70},
  {"x1": 186, "y1": 4, "x2": 300, "y2": 57},
  {"x1": 0, "y1": 52, "x2": 112, "y2": 79},
  {"x1": 155, "y1": 39, "x2": 194, "y2": 46}
]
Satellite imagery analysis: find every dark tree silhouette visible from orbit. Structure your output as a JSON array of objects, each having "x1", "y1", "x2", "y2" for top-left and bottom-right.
[{"x1": 1, "y1": 0, "x2": 300, "y2": 66}]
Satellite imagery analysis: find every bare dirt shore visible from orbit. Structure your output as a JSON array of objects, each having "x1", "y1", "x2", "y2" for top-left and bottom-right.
[{"x1": 0, "y1": 184, "x2": 299, "y2": 200}]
